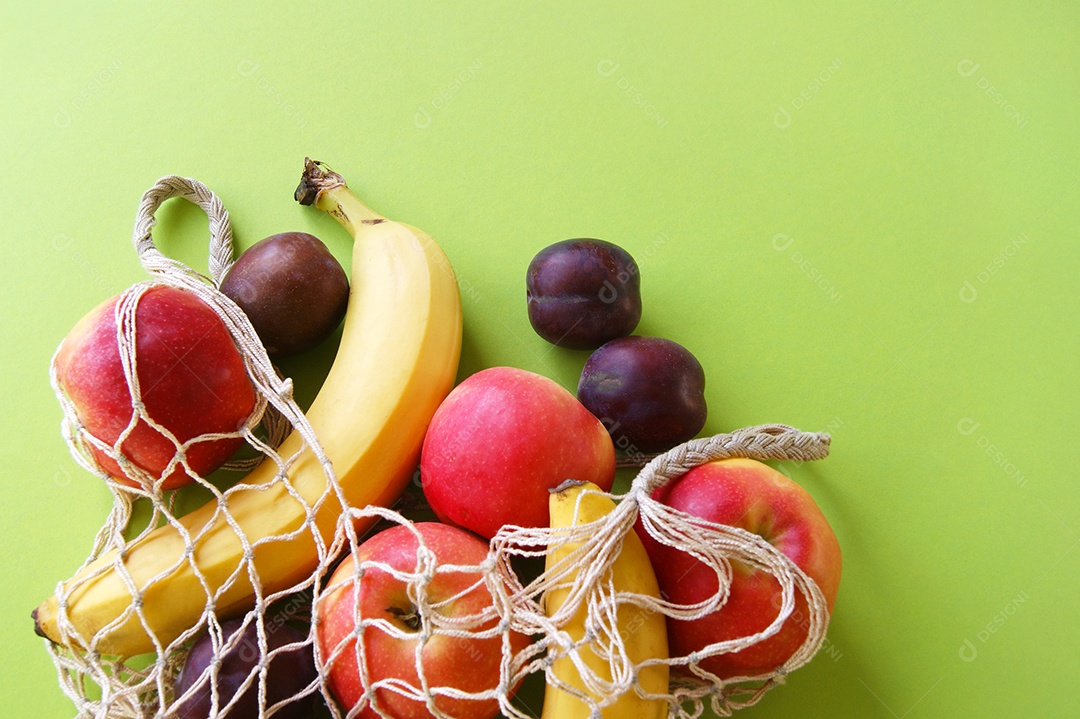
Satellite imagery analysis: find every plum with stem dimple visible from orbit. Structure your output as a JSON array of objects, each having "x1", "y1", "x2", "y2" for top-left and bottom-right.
[
  {"x1": 578, "y1": 335, "x2": 707, "y2": 454},
  {"x1": 526, "y1": 238, "x2": 641, "y2": 349},
  {"x1": 220, "y1": 231, "x2": 349, "y2": 357}
]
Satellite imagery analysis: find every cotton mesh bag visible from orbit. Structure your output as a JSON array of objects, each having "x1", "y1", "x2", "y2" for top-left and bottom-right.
[{"x1": 39, "y1": 176, "x2": 332, "y2": 718}]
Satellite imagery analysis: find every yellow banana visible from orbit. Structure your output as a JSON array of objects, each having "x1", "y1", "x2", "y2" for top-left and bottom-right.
[
  {"x1": 542, "y1": 480, "x2": 669, "y2": 719},
  {"x1": 33, "y1": 159, "x2": 463, "y2": 657}
]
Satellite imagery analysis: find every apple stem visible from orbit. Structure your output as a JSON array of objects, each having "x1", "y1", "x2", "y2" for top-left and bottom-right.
[
  {"x1": 551, "y1": 478, "x2": 588, "y2": 494},
  {"x1": 386, "y1": 605, "x2": 422, "y2": 631}
]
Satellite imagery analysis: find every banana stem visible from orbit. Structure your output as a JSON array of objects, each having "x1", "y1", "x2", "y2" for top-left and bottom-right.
[
  {"x1": 295, "y1": 158, "x2": 385, "y2": 235},
  {"x1": 295, "y1": 157, "x2": 345, "y2": 205},
  {"x1": 551, "y1": 478, "x2": 588, "y2": 494}
]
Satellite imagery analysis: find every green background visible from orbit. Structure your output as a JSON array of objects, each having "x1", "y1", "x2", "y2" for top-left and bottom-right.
[{"x1": 3, "y1": 1, "x2": 1077, "y2": 717}]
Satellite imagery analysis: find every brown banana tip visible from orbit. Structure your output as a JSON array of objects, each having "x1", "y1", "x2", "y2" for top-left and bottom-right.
[
  {"x1": 31, "y1": 607, "x2": 48, "y2": 640},
  {"x1": 551, "y1": 478, "x2": 588, "y2": 494}
]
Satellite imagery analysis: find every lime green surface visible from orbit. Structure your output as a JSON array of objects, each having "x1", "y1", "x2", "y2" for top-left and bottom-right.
[{"x1": 3, "y1": 2, "x2": 1078, "y2": 717}]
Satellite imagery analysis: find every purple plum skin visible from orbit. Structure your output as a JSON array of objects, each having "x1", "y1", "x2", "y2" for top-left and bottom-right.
[
  {"x1": 173, "y1": 617, "x2": 318, "y2": 719},
  {"x1": 526, "y1": 239, "x2": 642, "y2": 350},
  {"x1": 220, "y1": 232, "x2": 349, "y2": 358},
  {"x1": 578, "y1": 335, "x2": 707, "y2": 454}
]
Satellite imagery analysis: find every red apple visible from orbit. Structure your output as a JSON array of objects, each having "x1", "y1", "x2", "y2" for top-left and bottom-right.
[
  {"x1": 635, "y1": 458, "x2": 841, "y2": 679},
  {"x1": 420, "y1": 367, "x2": 616, "y2": 539},
  {"x1": 316, "y1": 522, "x2": 529, "y2": 719},
  {"x1": 54, "y1": 285, "x2": 258, "y2": 490}
]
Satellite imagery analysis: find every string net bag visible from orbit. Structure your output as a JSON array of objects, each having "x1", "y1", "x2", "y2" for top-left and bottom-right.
[
  {"x1": 40, "y1": 172, "x2": 836, "y2": 719},
  {"x1": 41, "y1": 175, "x2": 330, "y2": 718},
  {"x1": 482, "y1": 423, "x2": 834, "y2": 719}
]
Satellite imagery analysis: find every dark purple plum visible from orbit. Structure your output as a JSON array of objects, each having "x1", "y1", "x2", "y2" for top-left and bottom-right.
[
  {"x1": 526, "y1": 239, "x2": 641, "y2": 350},
  {"x1": 221, "y1": 232, "x2": 349, "y2": 358},
  {"x1": 578, "y1": 336, "x2": 707, "y2": 454},
  {"x1": 173, "y1": 616, "x2": 318, "y2": 719}
]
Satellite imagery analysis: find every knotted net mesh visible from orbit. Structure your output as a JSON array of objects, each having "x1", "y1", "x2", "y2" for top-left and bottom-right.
[{"x1": 40, "y1": 175, "x2": 833, "y2": 719}]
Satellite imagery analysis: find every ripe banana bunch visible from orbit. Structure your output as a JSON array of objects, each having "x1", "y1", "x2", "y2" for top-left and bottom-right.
[
  {"x1": 33, "y1": 160, "x2": 463, "y2": 657},
  {"x1": 542, "y1": 480, "x2": 669, "y2": 719}
]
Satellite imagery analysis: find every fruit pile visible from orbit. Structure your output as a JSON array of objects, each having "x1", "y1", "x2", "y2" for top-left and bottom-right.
[{"x1": 33, "y1": 161, "x2": 841, "y2": 719}]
